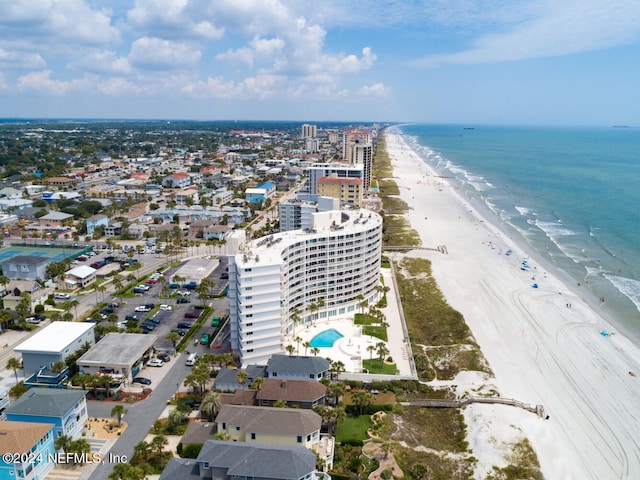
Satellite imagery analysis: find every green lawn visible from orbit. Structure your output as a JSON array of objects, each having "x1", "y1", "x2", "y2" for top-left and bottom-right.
[
  {"x1": 362, "y1": 359, "x2": 398, "y2": 375},
  {"x1": 335, "y1": 415, "x2": 371, "y2": 444}
]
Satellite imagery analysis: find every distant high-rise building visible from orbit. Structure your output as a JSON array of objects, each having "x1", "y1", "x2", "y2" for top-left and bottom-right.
[
  {"x1": 305, "y1": 138, "x2": 319, "y2": 153},
  {"x1": 342, "y1": 129, "x2": 371, "y2": 162},
  {"x1": 307, "y1": 163, "x2": 364, "y2": 195},
  {"x1": 301, "y1": 124, "x2": 317, "y2": 139},
  {"x1": 351, "y1": 142, "x2": 372, "y2": 191}
]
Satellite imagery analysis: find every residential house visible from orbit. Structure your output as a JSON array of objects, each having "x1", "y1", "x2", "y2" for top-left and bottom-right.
[
  {"x1": 0, "y1": 198, "x2": 33, "y2": 211},
  {"x1": 5, "y1": 389, "x2": 88, "y2": 440},
  {"x1": 0, "y1": 421, "x2": 56, "y2": 480},
  {"x1": 2, "y1": 280, "x2": 47, "y2": 313},
  {"x1": 214, "y1": 365, "x2": 267, "y2": 392},
  {"x1": 159, "y1": 441, "x2": 326, "y2": 480},
  {"x1": 104, "y1": 222, "x2": 122, "y2": 237},
  {"x1": 1, "y1": 255, "x2": 49, "y2": 281},
  {"x1": 38, "y1": 211, "x2": 74, "y2": 228},
  {"x1": 64, "y1": 265, "x2": 97, "y2": 289},
  {"x1": 245, "y1": 181, "x2": 276, "y2": 204},
  {"x1": 163, "y1": 172, "x2": 192, "y2": 189},
  {"x1": 256, "y1": 378, "x2": 326, "y2": 409},
  {"x1": 14, "y1": 321, "x2": 96, "y2": 377},
  {"x1": 203, "y1": 225, "x2": 232, "y2": 241},
  {"x1": 86, "y1": 214, "x2": 109, "y2": 236},
  {"x1": 0, "y1": 186, "x2": 22, "y2": 199},
  {"x1": 215, "y1": 405, "x2": 321, "y2": 448},
  {"x1": 174, "y1": 187, "x2": 200, "y2": 205},
  {"x1": 189, "y1": 219, "x2": 216, "y2": 237},
  {"x1": 215, "y1": 405, "x2": 333, "y2": 470},
  {"x1": 266, "y1": 355, "x2": 330, "y2": 381},
  {"x1": 40, "y1": 176, "x2": 76, "y2": 187}
]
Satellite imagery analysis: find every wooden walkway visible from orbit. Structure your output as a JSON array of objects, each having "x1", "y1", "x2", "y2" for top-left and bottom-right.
[
  {"x1": 401, "y1": 396, "x2": 546, "y2": 418},
  {"x1": 382, "y1": 245, "x2": 448, "y2": 254}
]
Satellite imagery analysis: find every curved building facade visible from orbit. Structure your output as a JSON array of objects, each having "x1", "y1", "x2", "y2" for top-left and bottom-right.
[{"x1": 228, "y1": 207, "x2": 383, "y2": 366}]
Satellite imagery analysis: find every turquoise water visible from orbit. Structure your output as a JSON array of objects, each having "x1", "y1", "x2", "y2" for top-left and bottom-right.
[
  {"x1": 398, "y1": 124, "x2": 640, "y2": 341},
  {"x1": 310, "y1": 329, "x2": 344, "y2": 348}
]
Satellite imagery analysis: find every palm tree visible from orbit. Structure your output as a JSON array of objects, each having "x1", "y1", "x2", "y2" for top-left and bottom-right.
[
  {"x1": 290, "y1": 308, "x2": 301, "y2": 336},
  {"x1": 311, "y1": 347, "x2": 320, "y2": 356},
  {"x1": 252, "y1": 376, "x2": 264, "y2": 391},
  {"x1": 294, "y1": 336, "x2": 303, "y2": 354},
  {"x1": 110, "y1": 404, "x2": 128, "y2": 428},
  {"x1": 303, "y1": 341, "x2": 311, "y2": 356},
  {"x1": 150, "y1": 435, "x2": 168, "y2": 455},
  {"x1": 132, "y1": 440, "x2": 152, "y2": 464},
  {"x1": 352, "y1": 390, "x2": 374, "y2": 415},
  {"x1": 166, "y1": 331, "x2": 181, "y2": 354},
  {"x1": 367, "y1": 344, "x2": 376, "y2": 362},
  {"x1": 236, "y1": 370, "x2": 248, "y2": 404},
  {"x1": 285, "y1": 344, "x2": 295, "y2": 356},
  {"x1": 376, "y1": 342, "x2": 390, "y2": 367},
  {"x1": 6, "y1": 357, "x2": 20, "y2": 385},
  {"x1": 67, "y1": 299, "x2": 79, "y2": 321},
  {"x1": 68, "y1": 438, "x2": 91, "y2": 464},
  {"x1": 200, "y1": 391, "x2": 222, "y2": 421},
  {"x1": 55, "y1": 434, "x2": 72, "y2": 454},
  {"x1": 308, "y1": 302, "x2": 318, "y2": 325}
]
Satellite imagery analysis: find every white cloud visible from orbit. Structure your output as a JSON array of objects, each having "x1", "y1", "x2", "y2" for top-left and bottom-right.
[
  {"x1": 358, "y1": 82, "x2": 390, "y2": 97},
  {"x1": 68, "y1": 50, "x2": 132, "y2": 76},
  {"x1": 127, "y1": 0, "x2": 224, "y2": 40},
  {"x1": 16, "y1": 70, "x2": 94, "y2": 95},
  {"x1": 128, "y1": 37, "x2": 201, "y2": 70},
  {"x1": 0, "y1": 0, "x2": 119, "y2": 46},
  {"x1": 412, "y1": 0, "x2": 640, "y2": 67},
  {"x1": 0, "y1": 48, "x2": 46, "y2": 70}
]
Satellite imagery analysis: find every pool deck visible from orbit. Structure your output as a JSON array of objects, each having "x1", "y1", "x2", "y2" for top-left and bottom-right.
[{"x1": 285, "y1": 268, "x2": 414, "y2": 377}]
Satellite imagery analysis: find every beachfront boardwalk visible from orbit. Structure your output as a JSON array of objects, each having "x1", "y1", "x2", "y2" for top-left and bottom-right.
[
  {"x1": 402, "y1": 397, "x2": 546, "y2": 418},
  {"x1": 383, "y1": 245, "x2": 448, "y2": 254}
]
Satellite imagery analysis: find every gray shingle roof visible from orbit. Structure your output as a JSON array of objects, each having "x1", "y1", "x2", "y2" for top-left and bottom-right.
[
  {"x1": 256, "y1": 378, "x2": 326, "y2": 403},
  {"x1": 5, "y1": 389, "x2": 86, "y2": 417},
  {"x1": 216, "y1": 404, "x2": 321, "y2": 435},
  {"x1": 267, "y1": 354, "x2": 330, "y2": 376},
  {"x1": 199, "y1": 441, "x2": 316, "y2": 478},
  {"x1": 1, "y1": 255, "x2": 48, "y2": 266}
]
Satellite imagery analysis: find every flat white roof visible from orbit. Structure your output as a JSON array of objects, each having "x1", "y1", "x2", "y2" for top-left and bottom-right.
[
  {"x1": 15, "y1": 322, "x2": 95, "y2": 354},
  {"x1": 67, "y1": 265, "x2": 97, "y2": 278}
]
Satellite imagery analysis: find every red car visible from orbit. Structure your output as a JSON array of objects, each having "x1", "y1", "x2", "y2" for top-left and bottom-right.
[
  {"x1": 145, "y1": 278, "x2": 158, "y2": 284},
  {"x1": 184, "y1": 311, "x2": 201, "y2": 319}
]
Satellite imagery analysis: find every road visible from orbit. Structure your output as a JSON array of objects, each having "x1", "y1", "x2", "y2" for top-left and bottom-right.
[{"x1": 87, "y1": 352, "x2": 192, "y2": 480}]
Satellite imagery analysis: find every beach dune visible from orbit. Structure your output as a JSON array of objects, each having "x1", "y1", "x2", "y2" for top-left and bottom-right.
[{"x1": 386, "y1": 130, "x2": 640, "y2": 479}]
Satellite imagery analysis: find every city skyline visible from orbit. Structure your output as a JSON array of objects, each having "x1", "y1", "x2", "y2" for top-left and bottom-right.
[{"x1": 1, "y1": 1, "x2": 639, "y2": 126}]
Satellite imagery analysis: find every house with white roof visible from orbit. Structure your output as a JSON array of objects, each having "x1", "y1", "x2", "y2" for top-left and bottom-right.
[
  {"x1": 64, "y1": 264, "x2": 97, "y2": 289},
  {"x1": 14, "y1": 321, "x2": 96, "y2": 377}
]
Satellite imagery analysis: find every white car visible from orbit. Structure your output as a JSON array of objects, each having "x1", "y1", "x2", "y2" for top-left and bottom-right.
[
  {"x1": 159, "y1": 304, "x2": 172, "y2": 311},
  {"x1": 147, "y1": 359, "x2": 164, "y2": 367},
  {"x1": 135, "y1": 306, "x2": 151, "y2": 312},
  {"x1": 54, "y1": 293, "x2": 71, "y2": 300}
]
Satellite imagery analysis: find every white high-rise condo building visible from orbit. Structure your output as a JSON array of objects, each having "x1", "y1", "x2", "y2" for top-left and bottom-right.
[
  {"x1": 307, "y1": 163, "x2": 364, "y2": 196},
  {"x1": 228, "y1": 206, "x2": 383, "y2": 366}
]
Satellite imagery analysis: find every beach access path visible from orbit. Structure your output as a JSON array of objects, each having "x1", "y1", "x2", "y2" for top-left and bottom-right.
[{"x1": 386, "y1": 131, "x2": 640, "y2": 480}]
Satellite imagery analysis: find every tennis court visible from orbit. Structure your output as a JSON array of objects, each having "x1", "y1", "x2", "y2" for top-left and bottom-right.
[{"x1": 0, "y1": 245, "x2": 86, "y2": 264}]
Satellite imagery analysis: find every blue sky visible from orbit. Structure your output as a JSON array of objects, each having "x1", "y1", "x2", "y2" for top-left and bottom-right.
[{"x1": 1, "y1": 0, "x2": 639, "y2": 125}]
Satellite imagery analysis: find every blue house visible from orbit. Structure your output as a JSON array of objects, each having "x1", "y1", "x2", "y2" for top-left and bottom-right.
[
  {"x1": 245, "y1": 181, "x2": 276, "y2": 204},
  {"x1": 0, "y1": 421, "x2": 56, "y2": 480},
  {"x1": 86, "y1": 214, "x2": 109, "y2": 236},
  {"x1": 4, "y1": 389, "x2": 88, "y2": 441}
]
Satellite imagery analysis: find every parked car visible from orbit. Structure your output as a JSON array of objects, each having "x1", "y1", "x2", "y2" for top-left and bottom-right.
[
  {"x1": 184, "y1": 311, "x2": 200, "y2": 319},
  {"x1": 77, "y1": 255, "x2": 88, "y2": 261},
  {"x1": 125, "y1": 315, "x2": 139, "y2": 321},
  {"x1": 100, "y1": 307, "x2": 114, "y2": 315},
  {"x1": 145, "y1": 303, "x2": 155, "y2": 309},
  {"x1": 176, "y1": 297, "x2": 191, "y2": 304},
  {"x1": 135, "y1": 306, "x2": 151, "y2": 312},
  {"x1": 200, "y1": 333, "x2": 210, "y2": 345},
  {"x1": 132, "y1": 287, "x2": 146, "y2": 294},
  {"x1": 90, "y1": 261, "x2": 105, "y2": 269},
  {"x1": 159, "y1": 304, "x2": 172, "y2": 311},
  {"x1": 177, "y1": 322, "x2": 193, "y2": 329},
  {"x1": 220, "y1": 272, "x2": 229, "y2": 279},
  {"x1": 132, "y1": 377, "x2": 152, "y2": 385},
  {"x1": 54, "y1": 293, "x2": 71, "y2": 300},
  {"x1": 180, "y1": 399, "x2": 201, "y2": 410},
  {"x1": 145, "y1": 278, "x2": 157, "y2": 284},
  {"x1": 184, "y1": 282, "x2": 198, "y2": 290},
  {"x1": 157, "y1": 352, "x2": 171, "y2": 362},
  {"x1": 171, "y1": 328, "x2": 186, "y2": 336},
  {"x1": 147, "y1": 359, "x2": 164, "y2": 367},
  {"x1": 168, "y1": 283, "x2": 180, "y2": 289},
  {"x1": 25, "y1": 316, "x2": 42, "y2": 324}
]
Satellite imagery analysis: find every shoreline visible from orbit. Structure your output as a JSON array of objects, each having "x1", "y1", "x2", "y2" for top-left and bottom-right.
[{"x1": 384, "y1": 129, "x2": 640, "y2": 479}]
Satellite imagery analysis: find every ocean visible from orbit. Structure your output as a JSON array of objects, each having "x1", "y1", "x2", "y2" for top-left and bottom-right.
[{"x1": 397, "y1": 124, "x2": 640, "y2": 341}]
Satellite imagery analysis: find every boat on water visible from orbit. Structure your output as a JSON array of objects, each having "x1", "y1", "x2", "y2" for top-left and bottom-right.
[{"x1": 506, "y1": 249, "x2": 512, "y2": 256}]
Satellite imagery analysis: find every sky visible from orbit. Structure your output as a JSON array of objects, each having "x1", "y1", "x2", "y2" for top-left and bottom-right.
[{"x1": 1, "y1": 0, "x2": 640, "y2": 125}]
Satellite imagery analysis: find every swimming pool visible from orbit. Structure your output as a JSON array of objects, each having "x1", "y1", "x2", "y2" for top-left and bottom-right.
[{"x1": 310, "y1": 329, "x2": 344, "y2": 348}]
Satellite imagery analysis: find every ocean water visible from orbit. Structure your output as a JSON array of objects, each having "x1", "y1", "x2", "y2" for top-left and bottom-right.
[{"x1": 398, "y1": 124, "x2": 640, "y2": 341}]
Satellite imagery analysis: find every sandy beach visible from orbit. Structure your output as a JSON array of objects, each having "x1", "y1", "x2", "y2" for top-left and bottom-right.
[{"x1": 385, "y1": 130, "x2": 640, "y2": 479}]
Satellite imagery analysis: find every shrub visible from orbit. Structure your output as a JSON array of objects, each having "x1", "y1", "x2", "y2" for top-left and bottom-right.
[{"x1": 34, "y1": 304, "x2": 45, "y2": 313}]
